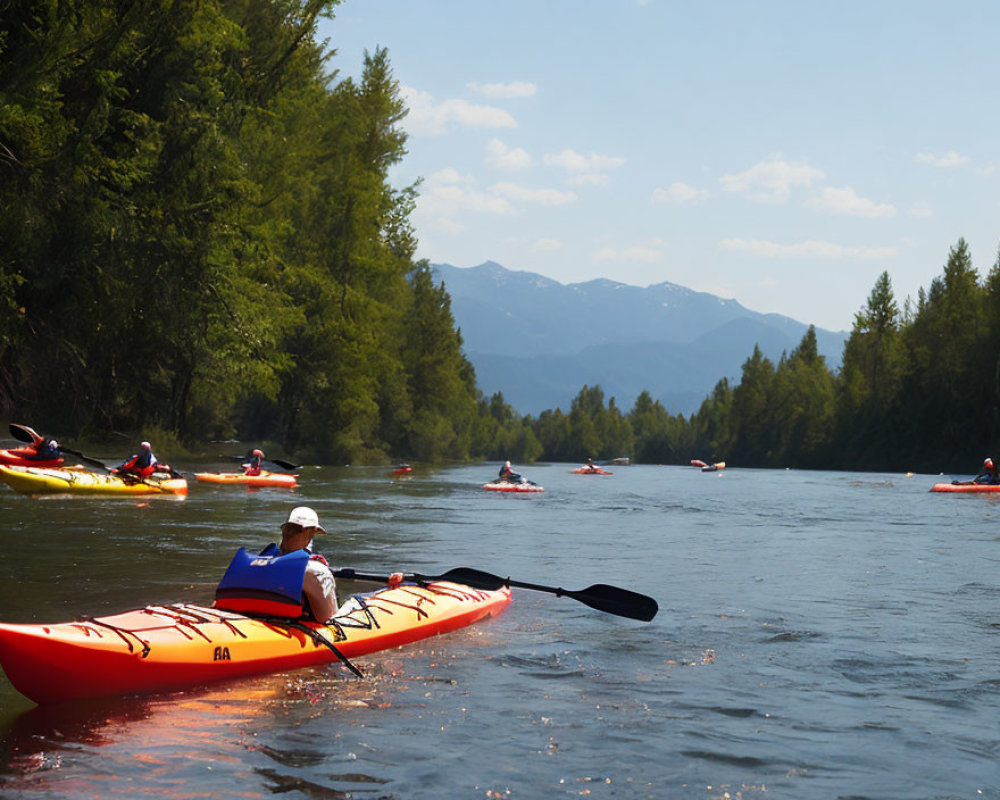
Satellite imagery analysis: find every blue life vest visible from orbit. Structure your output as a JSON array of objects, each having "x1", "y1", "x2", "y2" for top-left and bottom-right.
[{"x1": 214, "y1": 544, "x2": 310, "y2": 618}]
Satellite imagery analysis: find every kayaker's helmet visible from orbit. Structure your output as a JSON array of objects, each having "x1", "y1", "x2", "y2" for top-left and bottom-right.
[
  {"x1": 986, "y1": 458, "x2": 994, "y2": 471},
  {"x1": 140, "y1": 441, "x2": 151, "y2": 450},
  {"x1": 252, "y1": 449, "x2": 264, "y2": 457}
]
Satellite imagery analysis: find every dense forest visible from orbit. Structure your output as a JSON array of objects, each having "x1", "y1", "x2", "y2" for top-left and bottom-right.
[
  {"x1": 3, "y1": 4, "x2": 998, "y2": 472},
  {"x1": 530, "y1": 239, "x2": 1000, "y2": 474},
  {"x1": 0, "y1": 0, "x2": 536, "y2": 463}
]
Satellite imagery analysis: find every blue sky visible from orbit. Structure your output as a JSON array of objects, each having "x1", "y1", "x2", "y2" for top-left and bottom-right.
[{"x1": 319, "y1": 1, "x2": 1000, "y2": 332}]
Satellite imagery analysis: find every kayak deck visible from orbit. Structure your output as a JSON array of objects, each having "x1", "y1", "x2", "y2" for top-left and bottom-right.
[
  {"x1": 0, "y1": 465, "x2": 187, "y2": 495},
  {"x1": 0, "y1": 580, "x2": 511, "y2": 704},
  {"x1": 194, "y1": 471, "x2": 297, "y2": 488},
  {"x1": 482, "y1": 481, "x2": 544, "y2": 493}
]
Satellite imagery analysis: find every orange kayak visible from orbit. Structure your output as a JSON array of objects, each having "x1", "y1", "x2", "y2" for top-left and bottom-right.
[
  {"x1": 0, "y1": 581, "x2": 510, "y2": 704},
  {"x1": 194, "y1": 471, "x2": 297, "y2": 489},
  {"x1": 571, "y1": 467, "x2": 612, "y2": 475}
]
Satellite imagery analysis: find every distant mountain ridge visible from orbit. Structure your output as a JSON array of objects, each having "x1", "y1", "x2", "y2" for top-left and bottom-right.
[{"x1": 432, "y1": 261, "x2": 847, "y2": 416}]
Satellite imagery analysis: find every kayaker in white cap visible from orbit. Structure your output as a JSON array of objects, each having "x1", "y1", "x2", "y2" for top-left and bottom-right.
[
  {"x1": 215, "y1": 507, "x2": 404, "y2": 624},
  {"x1": 278, "y1": 506, "x2": 339, "y2": 620}
]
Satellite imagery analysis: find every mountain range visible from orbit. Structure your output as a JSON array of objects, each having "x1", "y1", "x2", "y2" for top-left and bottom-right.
[{"x1": 431, "y1": 261, "x2": 848, "y2": 416}]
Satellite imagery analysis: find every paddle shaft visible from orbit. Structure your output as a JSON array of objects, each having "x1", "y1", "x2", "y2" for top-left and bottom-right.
[{"x1": 333, "y1": 567, "x2": 658, "y2": 621}]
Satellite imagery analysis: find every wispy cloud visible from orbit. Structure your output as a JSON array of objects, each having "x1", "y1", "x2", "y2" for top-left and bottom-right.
[
  {"x1": 591, "y1": 245, "x2": 664, "y2": 263},
  {"x1": 804, "y1": 186, "x2": 896, "y2": 218},
  {"x1": 402, "y1": 86, "x2": 517, "y2": 136},
  {"x1": 485, "y1": 138, "x2": 533, "y2": 170},
  {"x1": 719, "y1": 238, "x2": 897, "y2": 259},
  {"x1": 467, "y1": 81, "x2": 538, "y2": 99},
  {"x1": 906, "y1": 202, "x2": 933, "y2": 218},
  {"x1": 719, "y1": 157, "x2": 824, "y2": 203},
  {"x1": 492, "y1": 182, "x2": 576, "y2": 206},
  {"x1": 418, "y1": 170, "x2": 514, "y2": 216},
  {"x1": 544, "y1": 149, "x2": 626, "y2": 173},
  {"x1": 532, "y1": 238, "x2": 563, "y2": 252},
  {"x1": 652, "y1": 182, "x2": 710, "y2": 205},
  {"x1": 914, "y1": 150, "x2": 970, "y2": 168}
]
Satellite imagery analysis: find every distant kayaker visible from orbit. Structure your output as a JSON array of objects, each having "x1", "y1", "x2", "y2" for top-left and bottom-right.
[
  {"x1": 585, "y1": 457, "x2": 597, "y2": 473},
  {"x1": 243, "y1": 449, "x2": 264, "y2": 477},
  {"x1": 499, "y1": 460, "x2": 522, "y2": 483},
  {"x1": 973, "y1": 457, "x2": 1000, "y2": 484},
  {"x1": 25, "y1": 436, "x2": 60, "y2": 461},
  {"x1": 113, "y1": 441, "x2": 159, "y2": 480}
]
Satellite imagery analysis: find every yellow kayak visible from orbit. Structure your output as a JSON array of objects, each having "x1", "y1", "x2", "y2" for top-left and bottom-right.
[{"x1": 0, "y1": 465, "x2": 188, "y2": 496}]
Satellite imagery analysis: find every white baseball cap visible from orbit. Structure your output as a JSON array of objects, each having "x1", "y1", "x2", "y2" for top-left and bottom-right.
[{"x1": 285, "y1": 506, "x2": 326, "y2": 534}]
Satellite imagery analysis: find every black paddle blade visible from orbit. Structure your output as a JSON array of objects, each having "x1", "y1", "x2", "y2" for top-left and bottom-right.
[
  {"x1": 567, "y1": 584, "x2": 659, "y2": 622},
  {"x1": 8, "y1": 423, "x2": 37, "y2": 443},
  {"x1": 268, "y1": 458, "x2": 300, "y2": 471},
  {"x1": 433, "y1": 567, "x2": 507, "y2": 591}
]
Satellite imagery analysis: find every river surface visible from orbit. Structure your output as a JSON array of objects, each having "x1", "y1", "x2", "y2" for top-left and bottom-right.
[{"x1": 0, "y1": 462, "x2": 997, "y2": 799}]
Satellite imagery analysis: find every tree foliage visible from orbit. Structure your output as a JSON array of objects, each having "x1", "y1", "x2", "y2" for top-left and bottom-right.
[
  {"x1": 0, "y1": 1, "x2": 484, "y2": 464},
  {"x1": 527, "y1": 239, "x2": 1000, "y2": 474}
]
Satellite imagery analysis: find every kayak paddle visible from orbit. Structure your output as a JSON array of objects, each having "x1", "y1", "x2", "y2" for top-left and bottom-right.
[
  {"x1": 334, "y1": 567, "x2": 659, "y2": 622},
  {"x1": 60, "y1": 447, "x2": 112, "y2": 473},
  {"x1": 8, "y1": 423, "x2": 39, "y2": 444},
  {"x1": 227, "y1": 454, "x2": 301, "y2": 471}
]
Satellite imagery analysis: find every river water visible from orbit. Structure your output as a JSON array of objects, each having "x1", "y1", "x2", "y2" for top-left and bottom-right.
[{"x1": 0, "y1": 463, "x2": 997, "y2": 799}]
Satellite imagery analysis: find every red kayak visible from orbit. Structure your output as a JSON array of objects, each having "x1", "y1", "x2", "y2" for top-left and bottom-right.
[
  {"x1": 571, "y1": 466, "x2": 612, "y2": 475},
  {"x1": 0, "y1": 448, "x2": 64, "y2": 469},
  {"x1": 931, "y1": 482, "x2": 1000, "y2": 493}
]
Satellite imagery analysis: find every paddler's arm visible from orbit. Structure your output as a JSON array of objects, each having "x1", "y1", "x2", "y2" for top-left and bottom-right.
[{"x1": 304, "y1": 558, "x2": 339, "y2": 621}]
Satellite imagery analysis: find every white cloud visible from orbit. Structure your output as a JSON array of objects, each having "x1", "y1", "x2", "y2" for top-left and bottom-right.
[
  {"x1": 492, "y1": 182, "x2": 576, "y2": 206},
  {"x1": 719, "y1": 157, "x2": 824, "y2": 203},
  {"x1": 467, "y1": 81, "x2": 538, "y2": 99},
  {"x1": 569, "y1": 173, "x2": 611, "y2": 187},
  {"x1": 543, "y1": 149, "x2": 626, "y2": 173},
  {"x1": 804, "y1": 186, "x2": 896, "y2": 218},
  {"x1": 428, "y1": 167, "x2": 475, "y2": 185},
  {"x1": 906, "y1": 202, "x2": 933, "y2": 218},
  {"x1": 418, "y1": 177, "x2": 514, "y2": 217},
  {"x1": 914, "y1": 150, "x2": 970, "y2": 168},
  {"x1": 652, "y1": 182, "x2": 710, "y2": 205},
  {"x1": 427, "y1": 217, "x2": 465, "y2": 234},
  {"x1": 402, "y1": 86, "x2": 517, "y2": 136},
  {"x1": 719, "y1": 238, "x2": 897, "y2": 260},
  {"x1": 485, "y1": 138, "x2": 533, "y2": 170},
  {"x1": 591, "y1": 245, "x2": 664, "y2": 263}
]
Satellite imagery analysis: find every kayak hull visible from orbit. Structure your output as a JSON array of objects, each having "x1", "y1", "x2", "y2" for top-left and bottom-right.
[
  {"x1": 482, "y1": 481, "x2": 544, "y2": 493},
  {"x1": 931, "y1": 482, "x2": 1000, "y2": 493},
  {"x1": 0, "y1": 465, "x2": 188, "y2": 496},
  {"x1": 0, "y1": 448, "x2": 64, "y2": 469},
  {"x1": 571, "y1": 467, "x2": 612, "y2": 475},
  {"x1": 195, "y1": 471, "x2": 297, "y2": 489},
  {"x1": 0, "y1": 581, "x2": 511, "y2": 704}
]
